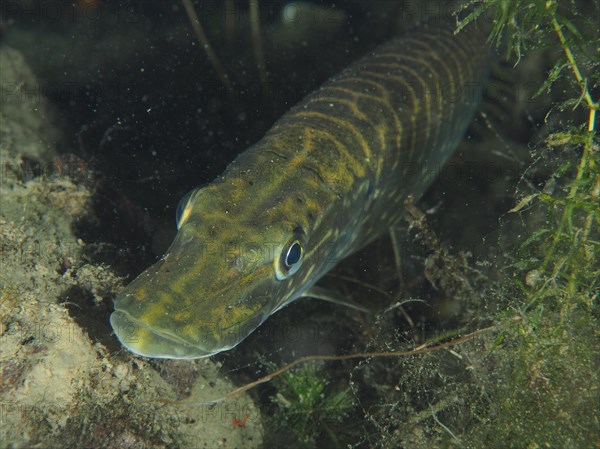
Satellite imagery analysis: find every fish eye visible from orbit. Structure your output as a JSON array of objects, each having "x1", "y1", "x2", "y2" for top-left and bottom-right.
[{"x1": 275, "y1": 229, "x2": 305, "y2": 280}]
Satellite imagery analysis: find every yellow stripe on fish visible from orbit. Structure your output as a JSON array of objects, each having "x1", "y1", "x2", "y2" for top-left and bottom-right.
[{"x1": 110, "y1": 18, "x2": 491, "y2": 359}]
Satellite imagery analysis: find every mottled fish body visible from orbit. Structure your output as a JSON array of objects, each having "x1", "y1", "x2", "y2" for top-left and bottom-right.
[{"x1": 111, "y1": 18, "x2": 490, "y2": 359}]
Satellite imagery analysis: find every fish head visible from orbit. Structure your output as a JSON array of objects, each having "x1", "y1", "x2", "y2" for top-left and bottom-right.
[{"x1": 110, "y1": 183, "x2": 318, "y2": 359}]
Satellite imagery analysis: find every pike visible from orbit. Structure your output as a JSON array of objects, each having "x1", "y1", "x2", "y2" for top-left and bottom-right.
[{"x1": 110, "y1": 17, "x2": 490, "y2": 359}]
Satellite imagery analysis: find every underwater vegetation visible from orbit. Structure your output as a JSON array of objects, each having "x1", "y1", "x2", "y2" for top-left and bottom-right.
[{"x1": 267, "y1": 362, "x2": 354, "y2": 449}]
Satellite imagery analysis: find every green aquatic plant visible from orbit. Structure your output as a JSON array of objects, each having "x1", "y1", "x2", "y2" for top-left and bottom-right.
[
  {"x1": 454, "y1": 0, "x2": 599, "y2": 447},
  {"x1": 267, "y1": 362, "x2": 354, "y2": 449},
  {"x1": 458, "y1": 0, "x2": 598, "y2": 127}
]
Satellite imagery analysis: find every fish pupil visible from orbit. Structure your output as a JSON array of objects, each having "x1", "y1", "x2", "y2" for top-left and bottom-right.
[{"x1": 285, "y1": 242, "x2": 302, "y2": 267}]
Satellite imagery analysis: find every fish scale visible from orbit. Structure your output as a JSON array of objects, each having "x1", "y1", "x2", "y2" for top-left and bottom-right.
[{"x1": 110, "y1": 18, "x2": 491, "y2": 359}]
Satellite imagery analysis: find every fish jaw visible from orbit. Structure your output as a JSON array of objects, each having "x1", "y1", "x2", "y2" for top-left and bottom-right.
[
  {"x1": 110, "y1": 282, "x2": 273, "y2": 359},
  {"x1": 110, "y1": 309, "x2": 221, "y2": 359}
]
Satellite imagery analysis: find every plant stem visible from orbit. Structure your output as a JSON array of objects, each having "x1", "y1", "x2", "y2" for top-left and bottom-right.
[
  {"x1": 550, "y1": 16, "x2": 598, "y2": 131},
  {"x1": 539, "y1": 10, "x2": 598, "y2": 274}
]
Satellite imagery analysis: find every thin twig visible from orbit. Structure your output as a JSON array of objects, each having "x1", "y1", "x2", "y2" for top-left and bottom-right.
[
  {"x1": 249, "y1": 0, "x2": 269, "y2": 92},
  {"x1": 164, "y1": 318, "x2": 520, "y2": 406},
  {"x1": 181, "y1": 0, "x2": 233, "y2": 97}
]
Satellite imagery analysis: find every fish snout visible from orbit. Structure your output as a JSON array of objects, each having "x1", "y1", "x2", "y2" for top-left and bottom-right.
[
  {"x1": 110, "y1": 309, "x2": 218, "y2": 359},
  {"x1": 110, "y1": 283, "x2": 271, "y2": 359}
]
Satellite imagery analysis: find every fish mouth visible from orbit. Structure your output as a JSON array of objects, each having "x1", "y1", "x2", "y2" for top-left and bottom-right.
[{"x1": 110, "y1": 310, "x2": 220, "y2": 359}]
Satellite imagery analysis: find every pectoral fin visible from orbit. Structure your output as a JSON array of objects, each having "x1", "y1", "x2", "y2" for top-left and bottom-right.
[{"x1": 301, "y1": 285, "x2": 371, "y2": 314}]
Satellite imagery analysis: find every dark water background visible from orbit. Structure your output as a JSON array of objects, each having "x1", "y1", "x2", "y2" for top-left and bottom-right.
[{"x1": 3, "y1": 0, "x2": 405, "y2": 261}]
